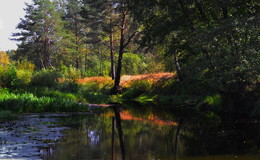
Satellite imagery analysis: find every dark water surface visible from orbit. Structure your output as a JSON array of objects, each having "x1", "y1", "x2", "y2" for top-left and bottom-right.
[{"x1": 1, "y1": 106, "x2": 260, "y2": 160}]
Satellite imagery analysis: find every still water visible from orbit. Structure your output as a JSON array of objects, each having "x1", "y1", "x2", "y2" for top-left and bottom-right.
[{"x1": 1, "y1": 105, "x2": 260, "y2": 160}]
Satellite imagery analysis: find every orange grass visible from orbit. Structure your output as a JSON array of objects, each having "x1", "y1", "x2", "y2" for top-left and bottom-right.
[{"x1": 75, "y1": 72, "x2": 176, "y2": 87}]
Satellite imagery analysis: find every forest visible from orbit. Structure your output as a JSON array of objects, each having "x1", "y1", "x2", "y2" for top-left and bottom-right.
[{"x1": 0, "y1": 0, "x2": 259, "y2": 119}]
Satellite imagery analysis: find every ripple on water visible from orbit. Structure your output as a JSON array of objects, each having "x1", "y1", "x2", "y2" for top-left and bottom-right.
[{"x1": 0, "y1": 113, "x2": 71, "y2": 159}]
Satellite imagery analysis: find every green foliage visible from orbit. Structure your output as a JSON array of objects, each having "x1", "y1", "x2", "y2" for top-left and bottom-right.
[
  {"x1": 78, "y1": 80, "x2": 113, "y2": 103},
  {"x1": 0, "y1": 66, "x2": 7, "y2": 88},
  {"x1": 29, "y1": 87, "x2": 79, "y2": 101},
  {"x1": 31, "y1": 69, "x2": 60, "y2": 88},
  {"x1": 202, "y1": 94, "x2": 222, "y2": 107},
  {"x1": 0, "y1": 110, "x2": 16, "y2": 122},
  {"x1": 0, "y1": 62, "x2": 33, "y2": 89},
  {"x1": 15, "y1": 60, "x2": 35, "y2": 86},
  {"x1": 0, "y1": 65, "x2": 21, "y2": 89},
  {"x1": 16, "y1": 60, "x2": 35, "y2": 72},
  {"x1": 58, "y1": 81, "x2": 79, "y2": 93},
  {"x1": 13, "y1": 0, "x2": 68, "y2": 68},
  {"x1": 16, "y1": 69, "x2": 33, "y2": 86},
  {"x1": 0, "y1": 89, "x2": 87, "y2": 113},
  {"x1": 196, "y1": 94, "x2": 223, "y2": 113},
  {"x1": 60, "y1": 65, "x2": 81, "y2": 82},
  {"x1": 122, "y1": 80, "x2": 152, "y2": 99},
  {"x1": 122, "y1": 53, "x2": 147, "y2": 75},
  {"x1": 150, "y1": 79, "x2": 177, "y2": 95}
]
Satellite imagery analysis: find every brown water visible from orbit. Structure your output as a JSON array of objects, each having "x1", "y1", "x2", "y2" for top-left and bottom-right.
[{"x1": 0, "y1": 106, "x2": 259, "y2": 160}]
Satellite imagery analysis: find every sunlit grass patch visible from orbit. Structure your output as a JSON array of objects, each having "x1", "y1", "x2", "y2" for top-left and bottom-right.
[{"x1": 0, "y1": 89, "x2": 87, "y2": 113}]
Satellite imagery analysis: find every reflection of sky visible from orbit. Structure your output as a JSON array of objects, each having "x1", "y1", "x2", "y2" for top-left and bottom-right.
[
  {"x1": 88, "y1": 130, "x2": 100, "y2": 146},
  {"x1": 0, "y1": 114, "x2": 69, "y2": 159}
]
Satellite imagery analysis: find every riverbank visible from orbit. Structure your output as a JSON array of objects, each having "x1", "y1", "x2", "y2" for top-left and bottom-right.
[{"x1": 0, "y1": 72, "x2": 259, "y2": 120}]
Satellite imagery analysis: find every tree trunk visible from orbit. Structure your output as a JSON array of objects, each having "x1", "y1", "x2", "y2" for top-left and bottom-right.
[
  {"x1": 113, "y1": 107, "x2": 125, "y2": 160},
  {"x1": 44, "y1": 27, "x2": 52, "y2": 68},
  {"x1": 110, "y1": 7, "x2": 127, "y2": 95},
  {"x1": 111, "y1": 116, "x2": 115, "y2": 160},
  {"x1": 109, "y1": 2, "x2": 116, "y2": 80},
  {"x1": 44, "y1": 37, "x2": 51, "y2": 68},
  {"x1": 75, "y1": 21, "x2": 81, "y2": 69},
  {"x1": 110, "y1": 17, "x2": 116, "y2": 80},
  {"x1": 174, "y1": 51, "x2": 183, "y2": 81}
]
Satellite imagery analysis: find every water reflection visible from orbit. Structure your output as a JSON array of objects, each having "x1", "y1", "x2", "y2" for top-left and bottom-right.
[{"x1": 49, "y1": 106, "x2": 260, "y2": 160}]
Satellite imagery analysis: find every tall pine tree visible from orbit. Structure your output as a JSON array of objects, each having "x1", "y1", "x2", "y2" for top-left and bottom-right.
[{"x1": 12, "y1": 0, "x2": 66, "y2": 68}]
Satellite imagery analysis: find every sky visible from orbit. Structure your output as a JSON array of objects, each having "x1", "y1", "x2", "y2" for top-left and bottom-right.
[{"x1": 0, "y1": 0, "x2": 33, "y2": 51}]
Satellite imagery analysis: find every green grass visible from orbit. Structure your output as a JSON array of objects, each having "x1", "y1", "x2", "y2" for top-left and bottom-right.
[{"x1": 0, "y1": 89, "x2": 88, "y2": 113}]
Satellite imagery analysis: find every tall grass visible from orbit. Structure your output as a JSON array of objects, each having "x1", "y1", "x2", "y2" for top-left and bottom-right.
[{"x1": 0, "y1": 89, "x2": 87, "y2": 113}]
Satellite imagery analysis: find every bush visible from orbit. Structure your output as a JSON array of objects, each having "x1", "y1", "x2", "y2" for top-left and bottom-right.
[
  {"x1": 58, "y1": 81, "x2": 79, "y2": 93},
  {"x1": 0, "y1": 110, "x2": 16, "y2": 122},
  {"x1": 78, "y1": 79, "x2": 113, "y2": 103},
  {"x1": 16, "y1": 69, "x2": 33, "y2": 86},
  {"x1": 31, "y1": 69, "x2": 60, "y2": 88},
  {"x1": 79, "y1": 79, "x2": 113, "y2": 94},
  {"x1": 0, "y1": 65, "x2": 21, "y2": 89},
  {"x1": 0, "y1": 66, "x2": 8, "y2": 88},
  {"x1": 150, "y1": 78, "x2": 177, "y2": 95},
  {"x1": 16, "y1": 60, "x2": 35, "y2": 72},
  {"x1": 122, "y1": 80, "x2": 152, "y2": 99},
  {"x1": 202, "y1": 94, "x2": 222, "y2": 106},
  {"x1": 60, "y1": 65, "x2": 81, "y2": 82},
  {"x1": 122, "y1": 53, "x2": 147, "y2": 75}
]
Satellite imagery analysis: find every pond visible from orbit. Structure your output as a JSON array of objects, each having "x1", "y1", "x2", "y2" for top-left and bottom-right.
[{"x1": 0, "y1": 105, "x2": 259, "y2": 160}]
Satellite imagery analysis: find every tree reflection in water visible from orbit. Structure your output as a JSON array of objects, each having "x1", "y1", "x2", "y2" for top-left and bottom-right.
[
  {"x1": 112, "y1": 106, "x2": 125, "y2": 160},
  {"x1": 48, "y1": 106, "x2": 260, "y2": 160}
]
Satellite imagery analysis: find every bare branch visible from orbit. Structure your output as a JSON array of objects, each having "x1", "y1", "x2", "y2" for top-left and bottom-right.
[{"x1": 123, "y1": 31, "x2": 139, "y2": 49}]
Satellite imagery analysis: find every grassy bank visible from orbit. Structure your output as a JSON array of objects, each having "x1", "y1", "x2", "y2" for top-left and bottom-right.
[
  {"x1": 0, "y1": 70, "x2": 259, "y2": 120},
  {"x1": 77, "y1": 73, "x2": 259, "y2": 118}
]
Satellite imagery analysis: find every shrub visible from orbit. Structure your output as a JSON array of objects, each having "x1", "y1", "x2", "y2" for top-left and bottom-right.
[
  {"x1": 122, "y1": 52, "x2": 147, "y2": 75},
  {"x1": 0, "y1": 51, "x2": 9, "y2": 67},
  {"x1": 79, "y1": 79, "x2": 113, "y2": 94},
  {"x1": 0, "y1": 63, "x2": 34, "y2": 89},
  {"x1": 0, "y1": 110, "x2": 16, "y2": 122},
  {"x1": 60, "y1": 65, "x2": 81, "y2": 82},
  {"x1": 122, "y1": 80, "x2": 152, "y2": 99},
  {"x1": 0, "y1": 65, "x2": 21, "y2": 89},
  {"x1": 16, "y1": 60, "x2": 35, "y2": 72},
  {"x1": 58, "y1": 81, "x2": 79, "y2": 93},
  {"x1": 150, "y1": 78, "x2": 177, "y2": 95},
  {"x1": 202, "y1": 94, "x2": 222, "y2": 107},
  {"x1": 16, "y1": 69, "x2": 33, "y2": 85},
  {"x1": 0, "y1": 66, "x2": 8, "y2": 88},
  {"x1": 31, "y1": 69, "x2": 60, "y2": 88}
]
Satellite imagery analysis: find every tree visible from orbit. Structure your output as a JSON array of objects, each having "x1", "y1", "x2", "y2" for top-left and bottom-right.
[
  {"x1": 110, "y1": 0, "x2": 139, "y2": 94},
  {"x1": 81, "y1": 0, "x2": 116, "y2": 78},
  {"x1": 12, "y1": 0, "x2": 66, "y2": 69},
  {"x1": 62, "y1": 0, "x2": 86, "y2": 69},
  {"x1": 129, "y1": 0, "x2": 260, "y2": 111}
]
